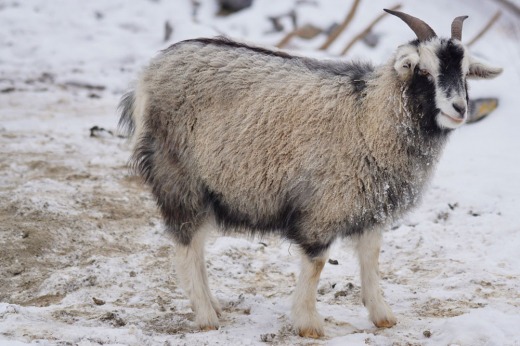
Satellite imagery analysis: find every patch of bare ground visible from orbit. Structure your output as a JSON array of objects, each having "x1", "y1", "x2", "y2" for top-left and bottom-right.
[{"x1": 0, "y1": 103, "x2": 161, "y2": 310}]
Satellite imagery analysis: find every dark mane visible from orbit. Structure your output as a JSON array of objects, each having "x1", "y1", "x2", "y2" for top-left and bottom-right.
[
  {"x1": 163, "y1": 36, "x2": 375, "y2": 81},
  {"x1": 184, "y1": 36, "x2": 296, "y2": 59}
]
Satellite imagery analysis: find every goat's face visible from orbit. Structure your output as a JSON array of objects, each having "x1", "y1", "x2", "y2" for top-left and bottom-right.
[
  {"x1": 394, "y1": 38, "x2": 502, "y2": 130},
  {"x1": 386, "y1": 9, "x2": 502, "y2": 131}
]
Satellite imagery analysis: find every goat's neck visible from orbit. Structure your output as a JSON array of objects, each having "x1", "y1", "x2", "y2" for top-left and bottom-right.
[{"x1": 359, "y1": 63, "x2": 449, "y2": 175}]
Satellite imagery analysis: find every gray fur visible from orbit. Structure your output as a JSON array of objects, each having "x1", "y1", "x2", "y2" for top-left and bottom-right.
[
  {"x1": 119, "y1": 32, "x2": 501, "y2": 334},
  {"x1": 122, "y1": 37, "x2": 445, "y2": 254}
]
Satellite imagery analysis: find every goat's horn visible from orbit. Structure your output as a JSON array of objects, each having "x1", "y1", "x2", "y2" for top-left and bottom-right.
[
  {"x1": 451, "y1": 16, "x2": 468, "y2": 41},
  {"x1": 384, "y1": 9, "x2": 437, "y2": 42}
]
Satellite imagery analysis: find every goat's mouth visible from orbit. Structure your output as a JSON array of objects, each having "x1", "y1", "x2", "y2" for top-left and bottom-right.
[{"x1": 441, "y1": 111, "x2": 465, "y2": 124}]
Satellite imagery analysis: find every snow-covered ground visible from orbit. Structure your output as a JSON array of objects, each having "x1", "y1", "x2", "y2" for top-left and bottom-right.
[{"x1": 1, "y1": 0, "x2": 519, "y2": 345}]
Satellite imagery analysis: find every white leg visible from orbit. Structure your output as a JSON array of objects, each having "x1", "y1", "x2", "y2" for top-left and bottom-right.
[
  {"x1": 175, "y1": 220, "x2": 221, "y2": 330},
  {"x1": 355, "y1": 230, "x2": 396, "y2": 328},
  {"x1": 291, "y1": 250, "x2": 329, "y2": 338}
]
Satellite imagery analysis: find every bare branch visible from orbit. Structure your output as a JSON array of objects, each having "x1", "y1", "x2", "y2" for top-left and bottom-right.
[
  {"x1": 340, "y1": 4, "x2": 402, "y2": 56},
  {"x1": 276, "y1": 30, "x2": 299, "y2": 48},
  {"x1": 492, "y1": 0, "x2": 520, "y2": 18},
  {"x1": 319, "y1": 0, "x2": 362, "y2": 51},
  {"x1": 467, "y1": 11, "x2": 502, "y2": 47},
  {"x1": 276, "y1": 24, "x2": 322, "y2": 48}
]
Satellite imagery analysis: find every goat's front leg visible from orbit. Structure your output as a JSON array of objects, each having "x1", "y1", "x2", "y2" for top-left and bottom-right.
[
  {"x1": 291, "y1": 249, "x2": 329, "y2": 338},
  {"x1": 355, "y1": 230, "x2": 396, "y2": 328}
]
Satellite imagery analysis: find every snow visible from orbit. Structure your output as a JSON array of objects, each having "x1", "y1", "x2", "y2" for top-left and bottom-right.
[{"x1": 1, "y1": 0, "x2": 519, "y2": 345}]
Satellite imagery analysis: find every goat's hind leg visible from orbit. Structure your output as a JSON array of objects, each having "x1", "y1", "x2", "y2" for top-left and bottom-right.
[
  {"x1": 356, "y1": 229, "x2": 396, "y2": 328},
  {"x1": 174, "y1": 219, "x2": 221, "y2": 330},
  {"x1": 291, "y1": 248, "x2": 329, "y2": 338}
]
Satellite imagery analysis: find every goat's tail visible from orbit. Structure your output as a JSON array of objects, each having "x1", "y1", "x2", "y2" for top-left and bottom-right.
[
  {"x1": 117, "y1": 84, "x2": 148, "y2": 145},
  {"x1": 117, "y1": 90, "x2": 136, "y2": 137}
]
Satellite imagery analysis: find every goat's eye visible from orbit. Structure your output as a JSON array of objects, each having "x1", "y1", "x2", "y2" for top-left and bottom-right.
[{"x1": 419, "y1": 69, "x2": 431, "y2": 77}]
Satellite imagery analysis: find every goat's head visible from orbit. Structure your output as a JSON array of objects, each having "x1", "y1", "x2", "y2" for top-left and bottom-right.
[{"x1": 385, "y1": 9, "x2": 502, "y2": 130}]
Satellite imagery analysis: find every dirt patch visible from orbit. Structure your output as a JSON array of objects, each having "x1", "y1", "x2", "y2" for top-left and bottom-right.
[
  {"x1": 21, "y1": 293, "x2": 66, "y2": 307},
  {"x1": 415, "y1": 298, "x2": 485, "y2": 318}
]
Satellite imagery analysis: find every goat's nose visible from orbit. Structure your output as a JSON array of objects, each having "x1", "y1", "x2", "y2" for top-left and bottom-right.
[{"x1": 452, "y1": 102, "x2": 466, "y2": 117}]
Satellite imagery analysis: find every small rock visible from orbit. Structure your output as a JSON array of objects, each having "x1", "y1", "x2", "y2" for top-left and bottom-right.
[
  {"x1": 328, "y1": 259, "x2": 339, "y2": 265},
  {"x1": 92, "y1": 297, "x2": 106, "y2": 305},
  {"x1": 90, "y1": 125, "x2": 114, "y2": 138},
  {"x1": 260, "y1": 333, "x2": 276, "y2": 342},
  {"x1": 423, "y1": 330, "x2": 432, "y2": 338},
  {"x1": 334, "y1": 290, "x2": 348, "y2": 298},
  {"x1": 129, "y1": 271, "x2": 137, "y2": 277},
  {"x1": 9, "y1": 264, "x2": 25, "y2": 276},
  {"x1": 101, "y1": 312, "x2": 126, "y2": 327}
]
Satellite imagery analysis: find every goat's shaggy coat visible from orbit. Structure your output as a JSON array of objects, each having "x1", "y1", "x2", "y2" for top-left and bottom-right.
[
  {"x1": 119, "y1": 11, "x2": 502, "y2": 336},
  {"x1": 121, "y1": 37, "x2": 445, "y2": 255}
]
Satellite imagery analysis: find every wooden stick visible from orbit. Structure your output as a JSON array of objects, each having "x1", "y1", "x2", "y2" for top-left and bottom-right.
[
  {"x1": 493, "y1": 0, "x2": 520, "y2": 17},
  {"x1": 319, "y1": 0, "x2": 361, "y2": 51},
  {"x1": 467, "y1": 10, "x2": 502, "y2": 47},
  {"x1": 340, "y1": 4, "x2": 402, "y2": 56},
  {"x1": 276, "y1": 29, "x2": 300, "y2": 48}
]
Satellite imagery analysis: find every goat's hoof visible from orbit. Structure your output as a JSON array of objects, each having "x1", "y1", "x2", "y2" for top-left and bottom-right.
[
  {"x1": 368, "y1": 299, "x2": 396, "y2": 328},
  {"x1": 374, "y1": 317, "x2": 397, "y2": 328},
  {"x1": 298, "y1": 327, "x2": 324, "y2": 339},
  {"x1": 196, "y1": 308, "x2": 220, "y2": 331},
  {"x1": 200, "y1": 325, "x2": 219, "y2": 331}
]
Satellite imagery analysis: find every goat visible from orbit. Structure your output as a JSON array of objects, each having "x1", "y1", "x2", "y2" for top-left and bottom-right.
[{"x1": 118, "y1": 9, "x2": 502, "y2": 338}]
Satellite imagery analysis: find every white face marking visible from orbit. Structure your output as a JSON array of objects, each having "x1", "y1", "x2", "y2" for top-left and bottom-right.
[
  {"x1": 417, "y1": 40, "x2": 441, "y2": 77},
  {"x1": 418, "y1": 39, "x2": 468, "y2": 130}
]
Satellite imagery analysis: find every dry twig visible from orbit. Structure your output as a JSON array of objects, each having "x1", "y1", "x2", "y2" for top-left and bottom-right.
[
  {"x1": 276, "y1": 30, "x2": 299, "y2": 48},
  {"x1": 492, "y1": 0, "x2": 520, "y2": 17},
  {"x1": 340, "y1": 3, "x2": 402, "y2": 56},
  {"x1": 319, "y1": 0, "x2": 361, "y2": 51},
  {"x1": 276, "y1": 24, "x2": 322, "y2": 48}
]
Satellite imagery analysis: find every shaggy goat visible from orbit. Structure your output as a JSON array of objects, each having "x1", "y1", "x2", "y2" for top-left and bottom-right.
[{"x1": 119, "y1": 9, "x2": 502, "y2": 338}]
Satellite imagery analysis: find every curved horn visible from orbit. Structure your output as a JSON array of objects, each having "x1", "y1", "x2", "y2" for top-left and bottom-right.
[
  {"x1": 384, "y1": 9, "x2": 437, "y2": 42},
  {"x1": 451, "y1": 16, "x2": 468, "y2": 41}
]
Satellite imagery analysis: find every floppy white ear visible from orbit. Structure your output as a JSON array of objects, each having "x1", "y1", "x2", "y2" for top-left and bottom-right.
[
  {"x1": 468, "y1": 58, "x2": 503, "y2": 79},
  {"x1": 394, "y1": 46, "x2": 419, "y2": 80}
]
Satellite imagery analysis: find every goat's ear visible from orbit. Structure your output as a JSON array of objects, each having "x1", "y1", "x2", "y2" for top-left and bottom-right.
[
  {"x1": 394, "y1": 46, "x2": 419, "y2": 80},
  {"x1": 468, "y1": 58, "x2": 503, "y2": 79}
]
